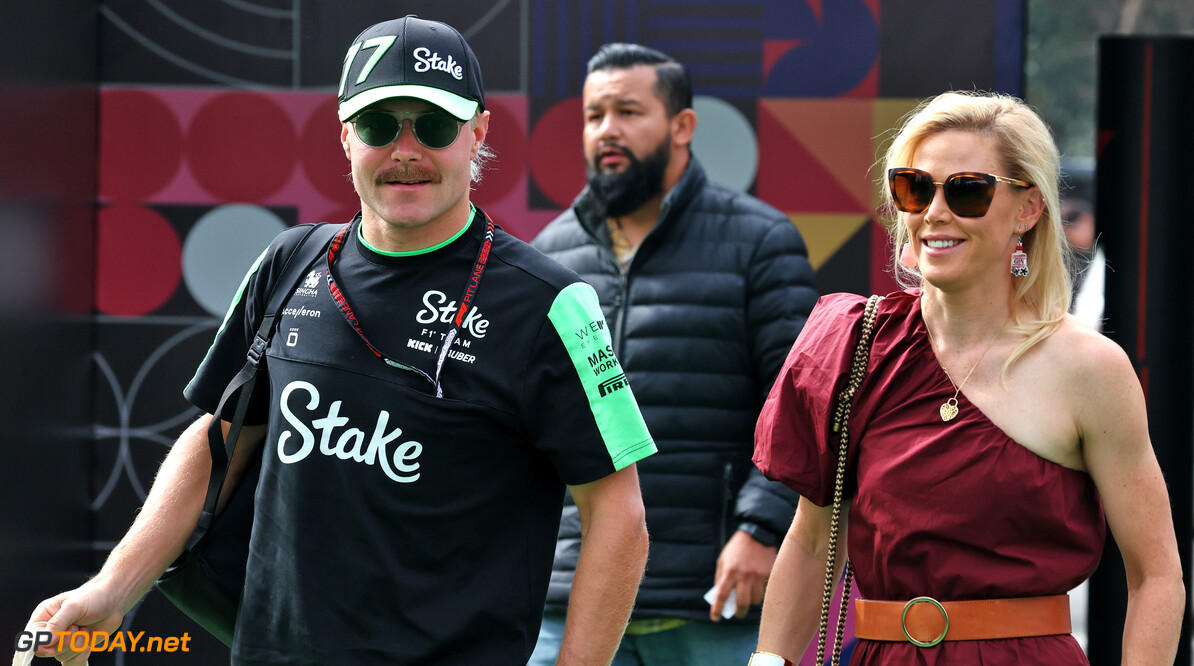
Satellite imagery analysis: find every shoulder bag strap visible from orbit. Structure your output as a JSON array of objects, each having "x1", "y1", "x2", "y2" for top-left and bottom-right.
[
  {"x1": 817, "y1": 293, "x2": 882, "y2": 666},
  {"x1": 187, "y1": 222, "x2": 344, "y2": 550}
]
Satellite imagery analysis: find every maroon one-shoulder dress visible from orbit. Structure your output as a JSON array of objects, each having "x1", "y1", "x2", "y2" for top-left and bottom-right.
[{"x1": 755, "y1": 290, "x2": 1105, "y2": 665}]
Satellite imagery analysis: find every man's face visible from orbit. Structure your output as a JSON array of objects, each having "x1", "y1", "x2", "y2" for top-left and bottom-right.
[
  {"x1": 582, "y1": 65, "x2": 674, "y2": 217},
  {"x1": 341, "y1": 98, "x2": 488, "y2": 236}
]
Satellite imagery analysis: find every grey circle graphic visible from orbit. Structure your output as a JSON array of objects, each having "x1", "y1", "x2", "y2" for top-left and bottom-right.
[
  {"x1": 183, "y1": 204, "x2": 288, "y2": 316},
  {"x1": 692, "y1": 95, "x2": 758, "y2": 193}
]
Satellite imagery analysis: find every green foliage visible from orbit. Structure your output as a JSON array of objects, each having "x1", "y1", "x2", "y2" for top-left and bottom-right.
[{"x1": 1025, "y1": 0, "x2": 1194, "y2": 160}]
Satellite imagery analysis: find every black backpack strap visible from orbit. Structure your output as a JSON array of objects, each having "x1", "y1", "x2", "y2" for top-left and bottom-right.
[{"x1": 188, "y1": 222, "x2": 344, "y2": 548}]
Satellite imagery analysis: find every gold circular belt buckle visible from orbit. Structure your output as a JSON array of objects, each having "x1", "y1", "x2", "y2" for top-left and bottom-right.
[{"x1": 901, "y1": 596, "x2": 949, "y2": 647}]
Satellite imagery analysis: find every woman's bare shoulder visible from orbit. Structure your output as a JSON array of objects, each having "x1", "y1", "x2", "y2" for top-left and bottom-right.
[{"x1": 1044, "y1": 315, "x2": 1141, "y2": 403}]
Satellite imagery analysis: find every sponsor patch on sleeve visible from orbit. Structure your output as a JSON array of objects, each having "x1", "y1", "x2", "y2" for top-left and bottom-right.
[{"x1": 547, "y1": 283, "x2": 656, "y2": 470}]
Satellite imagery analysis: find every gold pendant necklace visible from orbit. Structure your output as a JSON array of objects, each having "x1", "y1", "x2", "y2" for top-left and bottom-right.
[{"x1": 923, "y1": 319, "x2": 1006, "y2": 422}]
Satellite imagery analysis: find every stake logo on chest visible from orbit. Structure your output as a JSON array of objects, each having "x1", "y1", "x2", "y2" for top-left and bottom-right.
[{"x1": 277, "y1": 380, "x2": 423, "y2": 483}]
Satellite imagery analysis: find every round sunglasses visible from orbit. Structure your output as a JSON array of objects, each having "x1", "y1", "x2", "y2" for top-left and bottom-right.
[
  {"x1": 351, "y1": 110, "x2": 465, "y2": 150},
  {"x1": 888, "y1": 167, "x2": 1033, "y2": 218}
]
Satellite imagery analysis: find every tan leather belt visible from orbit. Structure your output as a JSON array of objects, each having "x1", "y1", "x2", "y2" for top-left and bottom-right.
[{"x1": 854, "y1": 595, "x2": 1071, "y2": 646}]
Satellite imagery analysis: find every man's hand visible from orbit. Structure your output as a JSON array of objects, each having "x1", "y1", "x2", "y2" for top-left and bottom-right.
[
  {"x1": 709, "y1": 529, "x2": 777, "y2": 621},
  {"x1": 21, "y1": 416, "x2": 267, "y2": 665},
  {"x1": 28, "y1": 579, "x2": 128, "y2": 665}
]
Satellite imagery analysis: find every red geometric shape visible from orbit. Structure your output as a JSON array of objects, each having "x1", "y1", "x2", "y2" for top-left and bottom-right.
[
  {"x1": 480, "y1": 174, "x2": 564, "y2": 242},
  {"x1": 300, "y1": 97, "x2": 357, "y2": 208},
  {"x1": 870, "y1": 215, "x2": 900, "y2": 297},
  {"x1": 528, "y1": 97, "x2": 586, "y2": 208},
  {"x1": 187, "y1": 93, "x2": 297, "y2": 202},
  {"x1": 763, "y1": 40, "x2": 803, "y2": 81},
  {"x1": 96, "y1": 204, "x2": 181, "y2": 316},
  {"x1": 808, "y1": 0, "x2": 825, "y2": 23},
  {"x1": 472, "y1": 97, "x2": 528, "y2": 208},
  {"x1": 756, "y1": 103, "x2": 868, "y2": 213},
  {"x1": 842, "y1": 58, "x2": 879, "y2": 99},
  {"x1": 316, "y1": 206, "x2": 363, "y2": 227},
  {"x1": 99, "y1": 90, "x2": 183, "y2": 202}
]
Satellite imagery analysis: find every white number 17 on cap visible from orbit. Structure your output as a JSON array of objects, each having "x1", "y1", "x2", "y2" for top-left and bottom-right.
[{"x1": 339, "y1": 36, "x2": 396, "y2": 96}]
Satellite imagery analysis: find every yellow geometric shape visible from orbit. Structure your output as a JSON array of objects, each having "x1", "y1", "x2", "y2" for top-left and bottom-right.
[
  {"x1": 790, "y1": 213, "x2": 871, "y2": 270},
  {"x1": 871, "y1": 98, "x2": 924, "y2": 208}
]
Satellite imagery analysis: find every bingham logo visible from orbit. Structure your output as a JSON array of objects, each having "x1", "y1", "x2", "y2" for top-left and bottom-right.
[{"x1": 598, "y1": 373, "x2": 628, "y2": 397}]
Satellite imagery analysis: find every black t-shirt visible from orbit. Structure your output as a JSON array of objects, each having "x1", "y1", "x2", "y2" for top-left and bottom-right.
[{"x1": 184, "y1": 208, "x2": 655, "y2": 664}]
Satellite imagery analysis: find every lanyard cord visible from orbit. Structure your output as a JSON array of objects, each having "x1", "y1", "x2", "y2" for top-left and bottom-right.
[{"x1": 324, "y1": 213, "x2": 496, "y2": 398}]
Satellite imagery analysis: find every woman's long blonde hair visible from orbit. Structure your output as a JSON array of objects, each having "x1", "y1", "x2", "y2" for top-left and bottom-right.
[{"x1": 880, "y1": 91, "x2": 1073, "y2": 377}]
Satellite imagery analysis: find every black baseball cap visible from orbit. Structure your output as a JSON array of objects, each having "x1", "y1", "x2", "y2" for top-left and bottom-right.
[{"x1": 337, "y1": 15, "x2": 486, "y2": 122}]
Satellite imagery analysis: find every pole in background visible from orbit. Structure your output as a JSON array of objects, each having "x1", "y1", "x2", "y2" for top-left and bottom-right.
[{"x1": 1089, "y1": 35, "x2": 1193, "y2": 665}]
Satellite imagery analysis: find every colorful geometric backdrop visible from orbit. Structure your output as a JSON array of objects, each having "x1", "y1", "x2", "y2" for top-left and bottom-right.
[{"x1": 80, "y1": 0, "x2": 1027, "y2": 662}]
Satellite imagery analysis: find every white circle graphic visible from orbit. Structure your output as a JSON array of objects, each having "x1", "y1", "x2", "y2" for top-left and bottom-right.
[
  {"x1": 183, "y1": 204, "x2": 288, "y2": 317},
  {"x1": 692, "y1": 95, "x2": 758, "y2": 193}
]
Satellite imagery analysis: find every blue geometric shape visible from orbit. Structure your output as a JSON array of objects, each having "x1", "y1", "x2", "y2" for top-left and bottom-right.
[
  {"x1": 532, "y1": 0, "x2": 645, "y2": 99},
  {"x1": 995, "y1": 0, "x2": 1025, "y2": 95},
  {"x1": 762, "y1": 0, "x2": 821, "y2": 40},
  {"x1": 762, "y1": 0, "x2": 879, "y2": 97}
]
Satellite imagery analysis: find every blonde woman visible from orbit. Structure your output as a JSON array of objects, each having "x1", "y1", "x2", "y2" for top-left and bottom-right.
[{"x1": 749, "y1": 91, "x2": 1183, "y2": 665}]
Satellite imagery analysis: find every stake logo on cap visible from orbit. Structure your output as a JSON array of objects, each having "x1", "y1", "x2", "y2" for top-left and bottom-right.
[{"x1": 337, "y1": 15, "x2": 485, "y2": 122}]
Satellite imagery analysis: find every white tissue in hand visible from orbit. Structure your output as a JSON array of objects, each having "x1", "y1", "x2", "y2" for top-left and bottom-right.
[{"x1": 703, "y1": 585, "x2": 738, "y2": 619}]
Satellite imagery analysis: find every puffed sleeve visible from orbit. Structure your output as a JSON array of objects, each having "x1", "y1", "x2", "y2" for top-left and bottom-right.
[{"x1": 753, "y1": 293, "x2": 869, "y2": 506}]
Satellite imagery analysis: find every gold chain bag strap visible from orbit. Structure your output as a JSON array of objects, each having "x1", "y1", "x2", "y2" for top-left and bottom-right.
[{"x1": 816, "y1": 294, "x2": 882, "y2": 666}]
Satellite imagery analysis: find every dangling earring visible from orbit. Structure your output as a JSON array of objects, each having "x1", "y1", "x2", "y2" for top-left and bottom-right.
[
  {"x1": 1010, "y1": 236, "x2": 1029, "y2": 276},
  {"x1": 900, "y1": 242, "x2": 918, "y2": 269}
]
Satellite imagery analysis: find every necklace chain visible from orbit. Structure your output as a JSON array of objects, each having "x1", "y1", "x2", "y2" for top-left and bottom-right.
[{"x1": 923, "y1": 318, "x2": 1007, "y2": 422}]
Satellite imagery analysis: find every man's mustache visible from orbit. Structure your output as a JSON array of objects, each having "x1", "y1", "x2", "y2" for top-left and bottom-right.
[
  {"x1": 375, "y1": 165, "x2": 441, "y2": 185},
  {"x1": 593, "y1": 144, "x2": 635, "y2": 169}
]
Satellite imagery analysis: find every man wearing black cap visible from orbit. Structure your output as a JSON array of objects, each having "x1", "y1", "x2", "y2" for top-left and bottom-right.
[{"x1": 25, "y1": 16, "x2": 655, "y2": 665}]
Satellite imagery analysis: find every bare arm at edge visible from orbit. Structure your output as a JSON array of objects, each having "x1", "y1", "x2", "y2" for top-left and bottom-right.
[
  {"x1": 29, "y1": 415, "x2": 266, "y2": 665},
  {"x1": 555, "y1": 465, "x2": 649, "y2": 666},
  {"x1": 1075, "y1": 333, "x2": 1184, "y2": 665},
  {"x1": 756, "y1": 497, "x2": 847, "y2": 662}
]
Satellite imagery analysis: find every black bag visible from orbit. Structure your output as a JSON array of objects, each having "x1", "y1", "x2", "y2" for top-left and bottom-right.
[{"x1": 155, "y1": 222, "x2": 342, "y2": 646}]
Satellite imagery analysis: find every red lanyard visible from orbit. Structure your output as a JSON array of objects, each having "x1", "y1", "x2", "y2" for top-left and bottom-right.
[{"x1": 324, "y1": 213, "x2": 495, "y2": 398}]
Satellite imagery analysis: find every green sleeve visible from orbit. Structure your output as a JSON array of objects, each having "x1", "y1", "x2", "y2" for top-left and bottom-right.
[{"x1": 546, "y1": 282, "x2": 656, "y2": 471}]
